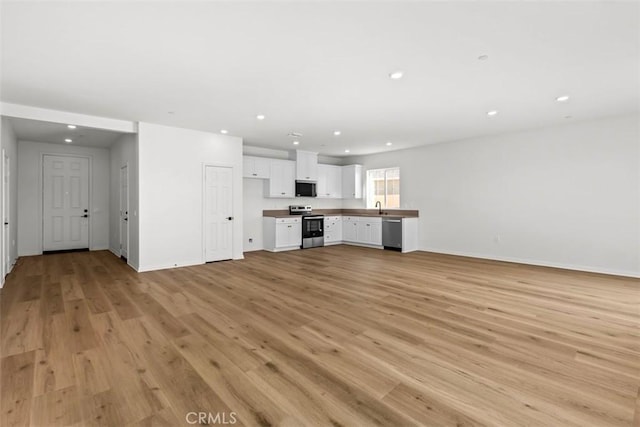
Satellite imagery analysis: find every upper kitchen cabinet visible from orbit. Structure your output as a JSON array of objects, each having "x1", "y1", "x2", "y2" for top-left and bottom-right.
[
  {"x1": 295, "y1": 150, "x2": 318, "y2": 182},
  {"x1": 342, "y1": 164, "x2": 363, "y2": 199},
  {"x1": 265, "y1": 159, "x2": 295, "y2": 198},
  {"x1": 317, "y1": 164, "x2": 343, "y2": 198},
  {"x1": 243, "y1": 156, "x2": 270, "y2": 179}
]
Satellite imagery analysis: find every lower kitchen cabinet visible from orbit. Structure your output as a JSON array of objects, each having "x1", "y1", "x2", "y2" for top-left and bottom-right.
[
  {"x1": 342, "y1": 217, "x2": 358, "y2": 242},
  {"x1": 324, "y1": 216, "x2": 342, "y2": 244},
  {"x1": 356, "y1": 217, "x2": 382, "y2": 245},
  {"x1": 342, "y1": 216, "x2": 382, "y2": 246},
  {"x1": 263, "y1": 217, "x2": 301, "y2": 251},
  {"x1": 263, "y1": 214, "x2": 415, "y2": 253}
]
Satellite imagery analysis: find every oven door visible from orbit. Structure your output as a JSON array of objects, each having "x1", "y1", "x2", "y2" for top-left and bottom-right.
[
  {"x1": 302, "y1": 216, "x2": 324, "y2": 248},
  {"x1": 302, "y1": 217, "x2": 324, "y2": 238}
]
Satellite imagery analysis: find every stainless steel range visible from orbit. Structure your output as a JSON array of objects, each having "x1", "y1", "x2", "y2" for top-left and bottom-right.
[{"x1": 289, "y1": 205, "x2": 324, "y2": 249}]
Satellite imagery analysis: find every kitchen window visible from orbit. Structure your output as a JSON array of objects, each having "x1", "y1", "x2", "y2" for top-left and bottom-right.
[{"x1": 366, "y1": 167, "x2": 400, "y2": 209}]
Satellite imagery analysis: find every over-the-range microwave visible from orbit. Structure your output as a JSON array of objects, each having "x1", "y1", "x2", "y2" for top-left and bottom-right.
[{"x1": 295, "y1": 181, "x2": 317, "y2": 197}]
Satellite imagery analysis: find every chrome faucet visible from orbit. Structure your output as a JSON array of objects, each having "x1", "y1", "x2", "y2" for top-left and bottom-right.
[{"x1": 375, "y1": 201, "x2": 382, "y2": 215}]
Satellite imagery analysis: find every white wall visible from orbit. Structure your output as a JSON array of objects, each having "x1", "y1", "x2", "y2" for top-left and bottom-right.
[
  {"x1": 0, "y1": 117, "x2": 19, "y2": 281},
  {"x1": 109, "y1": 133, "x2": 139, "y2": 270},
  {"x1": 137, "y1": 122, "x2": 243, "y2": 272},
  {"x1": 346, "y1": 114, "x2": 639, "y2": 277},
  {"x1": 17, "y1": 141, "x2": 110, "y2": 255}
]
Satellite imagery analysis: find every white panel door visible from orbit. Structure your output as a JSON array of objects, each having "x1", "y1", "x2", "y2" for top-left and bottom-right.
[
  {"x1": 43, "y1": 155, "x2": 89, "y2": 251},
  {"x1": 120, "y1": 165, "x2": 129, "y2": 259},
  {"x1": 204, "y1": 166, "x2": 233, "y2": 262},
  {"x1": 2, "y1": 150, "x2": 8, "y2": 280}
]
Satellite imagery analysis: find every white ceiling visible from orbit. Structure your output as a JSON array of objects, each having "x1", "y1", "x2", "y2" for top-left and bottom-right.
[
  {"x1": 1, "y1": 1, "x2": 638, "y2": 156},
  {"x1": 6, "y1": 117, "x2": 125, "y2": 148}
]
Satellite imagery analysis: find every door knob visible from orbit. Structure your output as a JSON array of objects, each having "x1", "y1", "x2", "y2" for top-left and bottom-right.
[
  {"x1": 227, "y1": 216, "x2": 234, "y2": 221},
  {"x1": 83, "y1": 214, "x2": 89, "y2": 218},
  {"x1": 84, "y1": 209, "x2": 88, "y2": 212}
]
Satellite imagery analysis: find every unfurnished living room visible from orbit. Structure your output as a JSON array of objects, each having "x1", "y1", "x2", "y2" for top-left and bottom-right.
[{"x1": 0, "y1": 1, "x2": 638, "y2": 426}]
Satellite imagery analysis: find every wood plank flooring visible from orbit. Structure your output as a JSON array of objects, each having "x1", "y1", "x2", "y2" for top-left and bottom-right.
[{"x1": 1, "y1": 246, "x2": 638, "y2": 426}]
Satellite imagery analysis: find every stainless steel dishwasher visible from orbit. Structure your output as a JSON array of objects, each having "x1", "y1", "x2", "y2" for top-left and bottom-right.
[{"x1": 382, "y1": 217, "x2": 402, "y2": 250}]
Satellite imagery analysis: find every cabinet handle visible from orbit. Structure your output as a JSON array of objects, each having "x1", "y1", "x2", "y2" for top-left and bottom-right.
[
  {"x1": 252, "y1": 173, "x2": 257, "y2": 176},
  {"x1": 366, "y1": 224, "x2": 370, "y2": 227},
  {"x1": 281, "y1": 192, "x2": 285, "y2": 195}
]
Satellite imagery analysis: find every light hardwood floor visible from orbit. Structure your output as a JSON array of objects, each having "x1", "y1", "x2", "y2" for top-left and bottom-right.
[{"x1": 1, "y1": 246, "x2": 638, "y2": 426}]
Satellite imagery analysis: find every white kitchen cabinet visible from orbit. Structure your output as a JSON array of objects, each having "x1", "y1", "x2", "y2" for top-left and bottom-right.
[
  {"x1": 295, "y1": 150, "x2": 318, "y2": 182},
  {"x1": 342, "y1": 216, "x2": 358, "y2": 242},
  {"x1": 317, "y1": 164, "x2": 342, "y2": 198},
  {"x1": 342, "y1": 216, "x2": 382, "y2": 246},
  {"x1": 263, "y1": 217, "x2": 301, "y2": 251},
  {"x1": 265, "y1": 159, "x2": 295, "y2": 198},
  {"x1": 342, "y1": 164, "x2": 362, "y2": 199},
  {"x1": 369, "y1": 218, "x2": 382, "y2": 245},
  {"x1": 243, "y1": 156, "x2": 270, "y2": 179},
  {"x1": 324, "y1": 215, "x2": 342, "y2": 244},
  {"x1": 356, "y1": 217, "x2": 382, "y2": 245},
  {"x1": 401, "y1": 218, "x2": 419, "y2": 253}
]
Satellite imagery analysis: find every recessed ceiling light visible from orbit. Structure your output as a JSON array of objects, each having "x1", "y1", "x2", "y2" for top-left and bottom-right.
[
  {"x1": 478, "y1": 55, "x2": 489, "y2": 61},
  {"x1": 556, "y1": 95, "x2": 570, "y2": 102},
  {"x1": 256, "y1": 114, "x2": 265, "y2": 120},
  {"x1": 220, "y1": 129, "x2": 228, "y2": 134},
  {"x1": 386, "y1": 141, "x2": 392, "y2": 146},
  {"x1": 293, "y1": 141, "x2": 300, "y2": 145},
  {"x1": 64, "y1": 138, "x2": 72, "y2": 143},
  {"x1": 344, "y1": 149, "x2": 350, "y2": 153},
  {"x1": 487, "y1": 110, "x2": 498, "y2": 116},
  {"x1": 389, "y1": 71, "x2": 404, "y2": 80},
  {"x1": 333, "y1": 130, "x2": 341, "y2": 136},
  {"x1": 67, "y1": 124, "x2": 76, "y2": 129}
]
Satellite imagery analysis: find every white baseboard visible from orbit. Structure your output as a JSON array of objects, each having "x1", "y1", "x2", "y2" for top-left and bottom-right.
[
  {"x1": 1, "y1": 258, "x2": 17, "y2": 289},
  {"x1": 243, "y1": 247, "x2": 263, "y2": 253},
  {"x1": 138, "y1": 255, "x2": 244, "y2": 273},
  {"x1": 263, "y1": 246, "x2": 300, "y2": 253},
  {"x1": 137, "y1": 260, "x2": 202, "y2": 273},
  {"x1": 420, "y1": 247, "x2": 640, "y2": 278}
]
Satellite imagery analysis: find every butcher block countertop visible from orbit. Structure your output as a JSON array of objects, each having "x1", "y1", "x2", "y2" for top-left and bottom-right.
[{"x1": 263, "y1": 209, "x2": 419, "y2": 218}]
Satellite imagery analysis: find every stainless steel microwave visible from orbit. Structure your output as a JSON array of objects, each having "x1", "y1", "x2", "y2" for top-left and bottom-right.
[{"x1": 295, "y1": 181, "x2": 317, "y2": 197}]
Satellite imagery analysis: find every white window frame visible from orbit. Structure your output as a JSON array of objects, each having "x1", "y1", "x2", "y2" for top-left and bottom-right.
[{"x1": 366, "y1": 167, "x2": 400, "y2": 209}]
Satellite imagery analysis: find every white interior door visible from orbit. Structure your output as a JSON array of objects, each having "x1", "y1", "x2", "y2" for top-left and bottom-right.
[
  {"x1": 1, "y1": 150, "x2": 7, "y2": 281},
  {"x1": 43, "y1": 155, "x2": 90, "y2": 251},
  {"x1": 120, "y1": 165, "x2": 129, "y2": 259},
  {"x1": 3, "y1": 152, "x2": 9, "y2": 276},
  {"x1": 204, "y1": 166, "x2": 233, "y2": 262}
]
